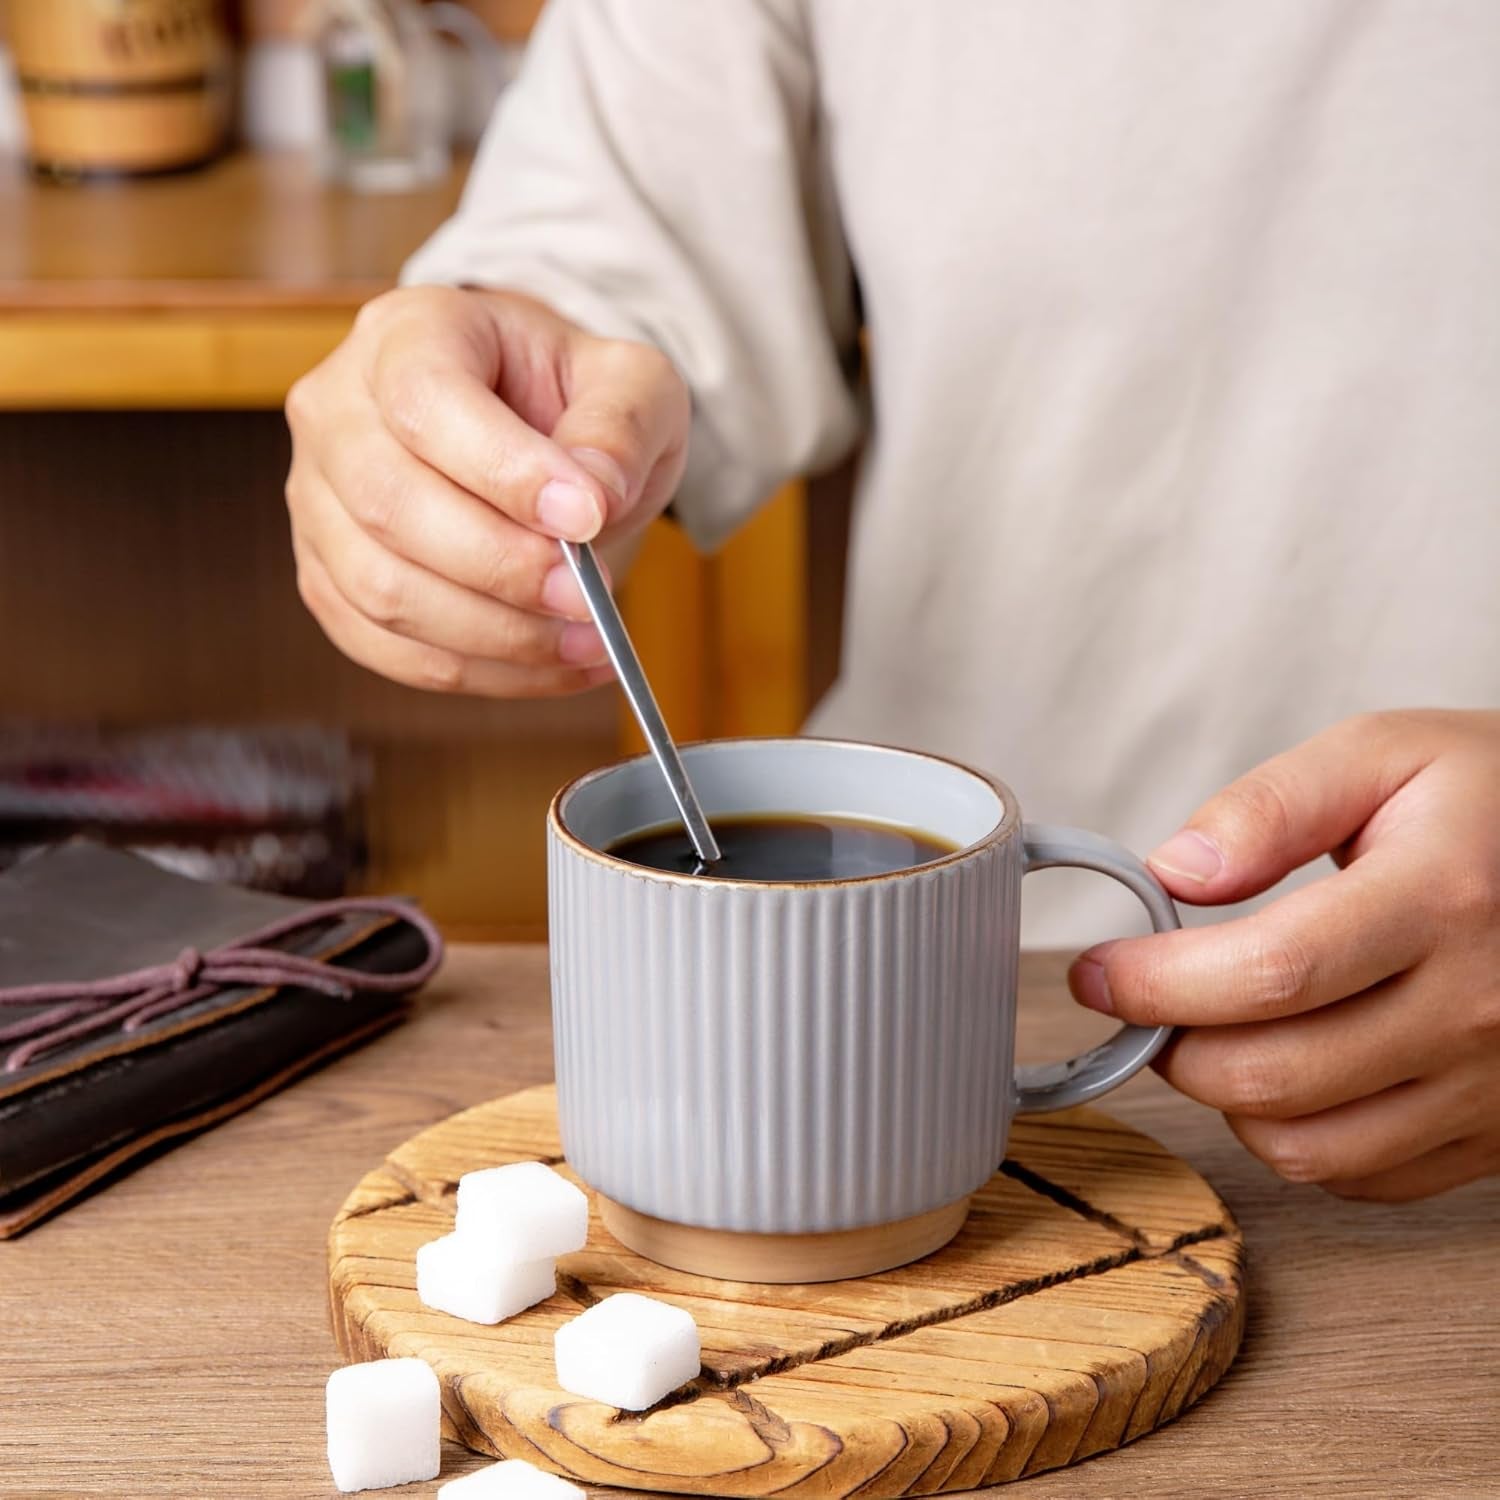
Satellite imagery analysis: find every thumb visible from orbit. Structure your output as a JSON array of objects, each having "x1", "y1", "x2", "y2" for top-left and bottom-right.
[
  {"x1": 1148, "y1": 714, "x2": 1431, "y2": 904},
  {"x1": 549, "y1": 334, "x2": 690, "y2": 527}
]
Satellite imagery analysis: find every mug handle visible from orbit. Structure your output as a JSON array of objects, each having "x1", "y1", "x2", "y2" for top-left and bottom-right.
[{"x1": 1014, "y1": 823, "x2": 1178, "y2": 1113}]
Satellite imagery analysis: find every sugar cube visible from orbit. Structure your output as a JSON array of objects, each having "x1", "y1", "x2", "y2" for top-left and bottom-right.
[
  {"x1": 417, "y1": 1232, "x2": 557, "y2": 1324},
  {"x1": 325, "y1": 1357, "x2": 440, "y2": 1493},
  {"x1": 454, "y1": 1161, "x2": 589, "y2": 1259},
  {"x1": 553, "y1": 1292, "x2": 700, "y2": 1411},
  {"x1": 438, "y1": 1457, "x2": 586, "y2": 1499}
]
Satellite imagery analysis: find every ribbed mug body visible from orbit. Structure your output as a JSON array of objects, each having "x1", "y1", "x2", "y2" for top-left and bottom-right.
[{"x1": 548, "y1": 738, "x2": 1022, "y2": 1235}]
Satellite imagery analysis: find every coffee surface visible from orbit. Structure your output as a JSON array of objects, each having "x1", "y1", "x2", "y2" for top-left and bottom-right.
[{"x1": 607, "y1": 814, "x2": 957, "y2": 882}]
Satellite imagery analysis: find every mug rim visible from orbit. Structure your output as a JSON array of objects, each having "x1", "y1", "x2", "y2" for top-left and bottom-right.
[{"x1": 549, "y1": 734, "x2": 1020, "y2": 890}]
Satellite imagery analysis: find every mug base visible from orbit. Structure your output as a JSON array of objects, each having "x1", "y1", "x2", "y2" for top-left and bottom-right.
[{"x1": 596, "y1": 1193, "x2": 972, "y2": 1284}]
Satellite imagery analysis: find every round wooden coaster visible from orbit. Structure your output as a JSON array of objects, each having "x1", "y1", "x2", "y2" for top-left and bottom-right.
[{"x1": 329, "y1": 1085, "x2": 1245, "y2": 1496}]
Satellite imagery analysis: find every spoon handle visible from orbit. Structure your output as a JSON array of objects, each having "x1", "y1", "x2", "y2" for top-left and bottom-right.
[{"x1": 559, "y1": 540, "x2": 722, "y2": 866}]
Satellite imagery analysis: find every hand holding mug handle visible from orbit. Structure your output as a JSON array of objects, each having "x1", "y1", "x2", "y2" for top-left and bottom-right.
[{"x1": 1015, "y1": 824, "x2": 1177, "y2": 1113}]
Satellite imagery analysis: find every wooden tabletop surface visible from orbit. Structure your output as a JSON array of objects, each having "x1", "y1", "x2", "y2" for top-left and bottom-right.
[
  {"x1": 2, "y1": 946, "x2": 1495, "y2": 1499},
  {"x1": 0, "y1": 150, "x2": 467, "y2": 406},
  {"x1": 0, "y1": 150, "x2": 465, "y2": 311}
]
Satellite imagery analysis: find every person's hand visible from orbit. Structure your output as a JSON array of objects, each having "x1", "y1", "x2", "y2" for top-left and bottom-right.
[
  {"x1": 285, "y1": 285, "x2": 690, "y2": 696},
  {"x1": 1069, "y1": 709, "x2": 1500, "y2": 1201}
]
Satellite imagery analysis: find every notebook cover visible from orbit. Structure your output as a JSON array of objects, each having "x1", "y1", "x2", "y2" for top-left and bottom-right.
[{"x1": 0, "y1": 841, "x2": 437, "y2": 1235}]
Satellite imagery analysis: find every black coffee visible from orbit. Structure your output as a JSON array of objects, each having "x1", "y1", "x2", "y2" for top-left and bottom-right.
[{"x1": 607, "y1": 814, "x2": 958, "y2": 882}]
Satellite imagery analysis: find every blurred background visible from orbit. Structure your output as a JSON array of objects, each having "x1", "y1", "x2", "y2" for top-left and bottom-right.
[{"x1": 0, "y1": 0, "x2": 851, "y2": 938}]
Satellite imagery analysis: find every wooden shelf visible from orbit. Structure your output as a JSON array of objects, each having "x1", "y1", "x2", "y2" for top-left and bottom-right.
[
  {"x1": 0, "y1": 145, "x2": 818, "y2": 750},
  {"x1": 0, "y1": 150, "x2": 465, "y2": 407},
  {"x1": 0, "y1": 143, "x2": 826, "y2": 934}
]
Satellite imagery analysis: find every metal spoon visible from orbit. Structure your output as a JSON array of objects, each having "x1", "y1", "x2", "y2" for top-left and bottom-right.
[{"x1": 559, "y1": 541, "x2": 722, "y2": 867}]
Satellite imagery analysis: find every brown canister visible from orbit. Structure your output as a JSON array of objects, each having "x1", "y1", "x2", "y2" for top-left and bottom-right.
[{"x1": 9, "y1": 0, "x2": 232, "y2": 178}]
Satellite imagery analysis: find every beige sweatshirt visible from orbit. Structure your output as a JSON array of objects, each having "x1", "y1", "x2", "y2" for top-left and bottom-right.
[{"x1": 405, "y1": 0, "x2": 1499, "y2": 945}]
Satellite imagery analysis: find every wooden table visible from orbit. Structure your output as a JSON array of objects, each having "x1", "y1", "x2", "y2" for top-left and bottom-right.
[
  {"x1": 0, "y1": 150, "x2": 466, "y2": 408},
  {"x1": 3, "y1": 947, "x2": 1495, "y2": 1498}
]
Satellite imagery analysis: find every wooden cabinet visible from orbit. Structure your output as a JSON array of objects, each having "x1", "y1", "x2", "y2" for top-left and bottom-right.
[{"x1": 0, "y1": 152, "x2": 818, "y2": 935}]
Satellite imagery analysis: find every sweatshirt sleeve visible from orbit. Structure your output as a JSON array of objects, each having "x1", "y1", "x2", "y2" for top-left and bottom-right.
[{"x1": 401, "y1": 0, "x2": 863, "y2": 552}]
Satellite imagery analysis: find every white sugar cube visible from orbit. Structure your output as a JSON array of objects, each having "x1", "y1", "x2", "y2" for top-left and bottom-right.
[
  {"x1": 325, "y1": 1357, "x2": 440, "y2": 1493},
  {"x1": 417, "y1": 1232, "x2": 556, "y2": 1324},
  {"x1": 553, "y1": 1292, "x2": 700, "y2": 1411},
  {"x1": 454, "y1": 1161, "x2": 589, "y2": 1259},
  {"x1": 438, "y1": 1457, "x2": 586, "y2": 1499}
]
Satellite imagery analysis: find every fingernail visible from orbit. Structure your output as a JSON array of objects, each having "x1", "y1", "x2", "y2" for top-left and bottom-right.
[
  {"x1": 537, "y1": 481, "x2": 603, "y2": 541},
  {"x1": 1148, "y1": 829, "x2": 1224, "y2": 884},
  {"x1": 559, "y1": 621, "x2": 607, "y2": 665},
  {"x1": 569, "y1": 447, "x2": 631, "y2": 515},
  {"x1": 1072, "y1": 950, "x2": 1115, "y2": 1015},
  {"x1": 540, "y1": 562, "x2": 589, "y2": 617}
]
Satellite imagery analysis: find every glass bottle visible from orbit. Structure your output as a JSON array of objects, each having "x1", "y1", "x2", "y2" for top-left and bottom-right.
[{"x1": 312, "y1": 0, "x2": 448, "y2": 191}]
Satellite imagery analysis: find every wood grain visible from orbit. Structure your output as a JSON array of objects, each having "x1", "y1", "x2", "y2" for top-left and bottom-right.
[
  {"x1": 328, "y1": 1085, "x2": 1244, "y2": 1494},
  {"x1": 0, "y1": 948, "x2": 1496, "y2": 1495}
]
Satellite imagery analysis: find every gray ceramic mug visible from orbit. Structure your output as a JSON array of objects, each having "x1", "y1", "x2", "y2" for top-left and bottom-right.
[{"x1": 548, "y1": 737, "x2": 1177, "y2": 1281}]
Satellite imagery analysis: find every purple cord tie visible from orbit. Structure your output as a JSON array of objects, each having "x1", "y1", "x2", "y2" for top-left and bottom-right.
[{"x1": 0, "y1": 896, "x2": 444, "y2": 1073}]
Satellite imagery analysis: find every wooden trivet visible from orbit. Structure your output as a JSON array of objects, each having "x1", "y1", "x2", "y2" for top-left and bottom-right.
[{"x1": 329, "y1": 1085, "x2": 1245, "y2": 1495}]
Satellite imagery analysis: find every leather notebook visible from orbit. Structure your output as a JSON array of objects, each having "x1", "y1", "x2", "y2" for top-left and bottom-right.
[{"x1": 0, "y1": 840, "x2": 442, "y2": 1236}]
